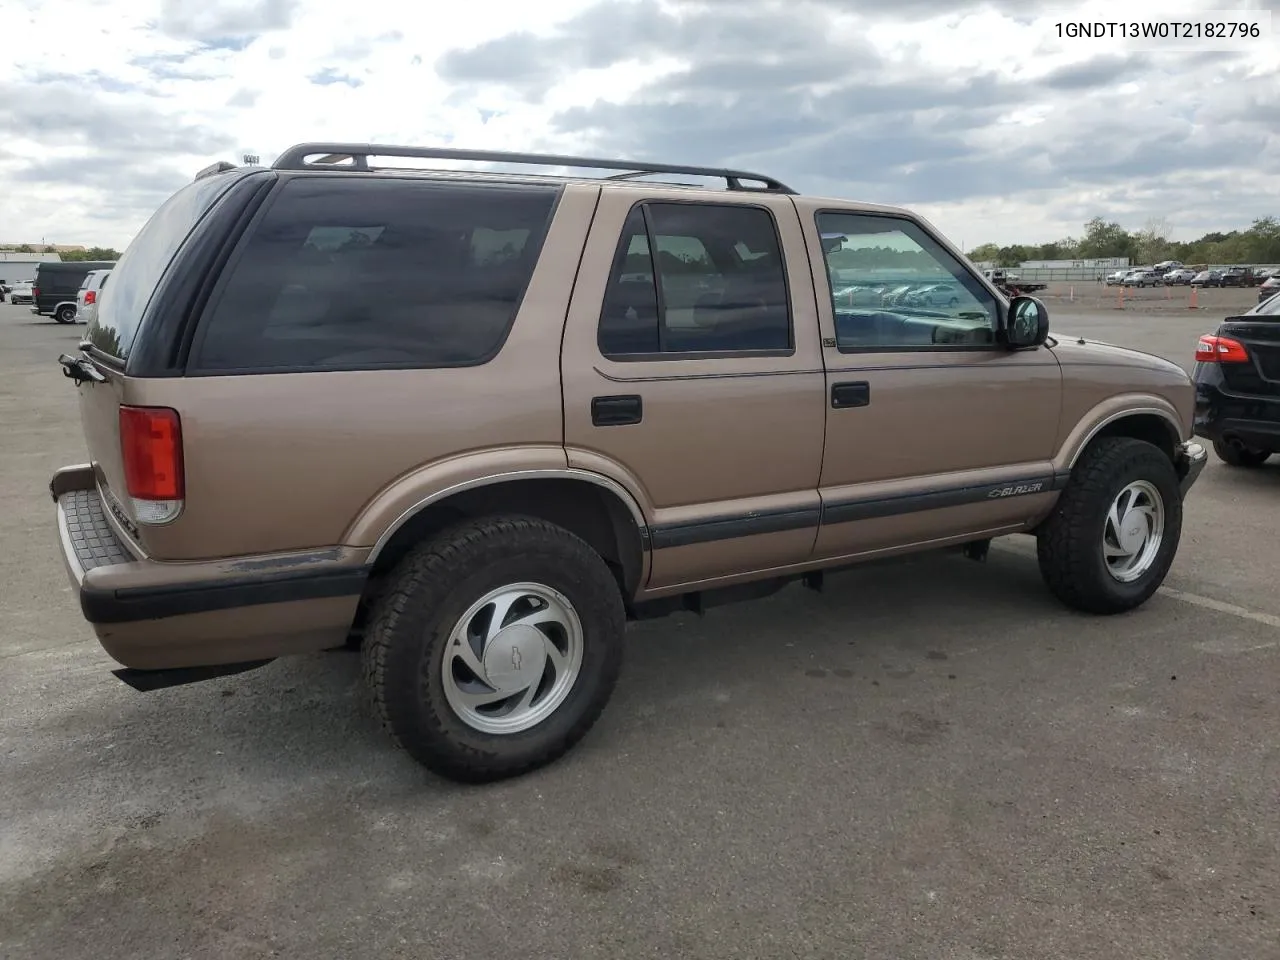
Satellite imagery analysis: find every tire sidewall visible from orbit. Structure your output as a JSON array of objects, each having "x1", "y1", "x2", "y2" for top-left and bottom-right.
[
  {"x1": 1082, "y1": 448, "x2": 1183, "y2": 604},
  {"x1": 384, "y1": 530, "x2": 624, "y2": 766}
]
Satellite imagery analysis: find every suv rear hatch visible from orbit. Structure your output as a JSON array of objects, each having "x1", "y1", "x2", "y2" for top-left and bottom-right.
[{"x1": 71, "y1": 169, "x2": 263, "y2": 550}]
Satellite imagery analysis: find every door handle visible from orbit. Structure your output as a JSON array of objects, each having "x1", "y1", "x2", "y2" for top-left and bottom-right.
[
  {"x1": 831, "y1": 381, "x2": 870, "y2": 408},
  {"x1": 592, "y1": 395, "x2": 643, "y2": 426}
]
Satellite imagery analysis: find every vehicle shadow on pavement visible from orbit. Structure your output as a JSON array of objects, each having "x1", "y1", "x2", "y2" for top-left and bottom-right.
[{"x1": 6, "y1": 544, "x2": 1072, "y2": 798}]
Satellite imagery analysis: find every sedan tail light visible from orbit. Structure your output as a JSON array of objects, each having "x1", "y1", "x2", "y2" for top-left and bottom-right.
[{"x1": 1194, "y1": 335, "x2": 1250, "y2": 363}]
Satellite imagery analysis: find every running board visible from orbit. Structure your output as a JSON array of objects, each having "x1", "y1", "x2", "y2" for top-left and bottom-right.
[{"x1": 112, "y1": 659, "x2": 275, "y2": 692}]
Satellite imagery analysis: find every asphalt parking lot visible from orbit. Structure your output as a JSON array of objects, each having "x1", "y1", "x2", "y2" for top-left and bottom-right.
[{"x1": 3, "y1": 298, "x2": 1278, "y2": 959}]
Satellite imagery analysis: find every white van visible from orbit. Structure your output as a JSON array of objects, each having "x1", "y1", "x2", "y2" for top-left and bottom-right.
[{"x1": 75, "y1": 268, "x2": 112, "y2": 326}]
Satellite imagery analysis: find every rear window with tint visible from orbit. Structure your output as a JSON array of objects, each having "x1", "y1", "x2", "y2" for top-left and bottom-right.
[
  {"x1": 1252, "y1": 292, "x2": 1280, "y2": 316},
  {"x1": 189, "y1": 176, "x2": 560, "y2": 373},
  {"x1": 86, "y1": 175, "x2": 237, "y2": 360}
]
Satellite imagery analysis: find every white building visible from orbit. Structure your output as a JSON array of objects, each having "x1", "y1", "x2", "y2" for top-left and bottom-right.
[
  {"x1": 1020, "y1": 257, "x2": 1130, "y2": 269},
  {"x1": 0, "y1": 252, "x2": 62, "y2": 284}
]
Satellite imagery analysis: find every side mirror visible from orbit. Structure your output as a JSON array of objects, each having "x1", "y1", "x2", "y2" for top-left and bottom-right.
[{"x1": 1005, "y1": 295, "x2": 1049, "y2": 348}]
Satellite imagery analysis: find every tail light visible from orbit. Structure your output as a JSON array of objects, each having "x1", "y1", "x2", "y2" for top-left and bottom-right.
[
  {"x1": 1195, "y1": 335, "x2": 1250, "y2": 363},
  {"x1": 31, "y1": 285, "x2": 40, "y2": 298},
  {"x1": 119, "y1": 405, "x2": 185, "y2": 524},
  {"x1": 84, "y1": 291, "x2": 96, "y2": 305}
]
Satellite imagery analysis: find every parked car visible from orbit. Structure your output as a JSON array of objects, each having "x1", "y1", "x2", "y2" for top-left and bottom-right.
[
  {"x1": 1164, "y1": 268, "x2": 1197, "y2": 285},
  {"x1": 50, "y1": 142, "x2": 1207, "y2": 783},
  {"x1": 1221, "y1": 266, "x2": 1264, "y2": 288},
  {"x1": 1191, "y1": 270, "x2": 1225, "y2": 287},
  {"x1": 904, "y1": 282, "x2": 962, "y2": 308},
  {"x1": 1193, "y1": 290, "x2": 1280, "y2": 467},
  {"x1": 8, "y1": 281, "x2": 34, "y2": 305},
  {"x1": 31, "y1": 260, "x2": 116, "y2": 322},
  {"x1": 1123, "y1": 269, "x2": 1162, "y2": 287},
  {"x1": 74, "y1": 268, "x2": 112, "y2": 327},
  {"x1": 879, "y1": 284, "x2": 915, "y2": 306},
  {"x1": 1257, "y1": 276, "x2": 1280, "y2": 304},
  {"x1": 1104, "y1": 270, "x2": 1129, "y2": 285},
  {"x1": 1153, "y1": 260, "x2": 1184, "y2": 273}
]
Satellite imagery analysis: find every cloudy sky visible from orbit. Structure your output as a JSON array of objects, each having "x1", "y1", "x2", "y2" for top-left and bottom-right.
[{"x1": 2, "y1": 0, "x2": 1277, "y2": 251}]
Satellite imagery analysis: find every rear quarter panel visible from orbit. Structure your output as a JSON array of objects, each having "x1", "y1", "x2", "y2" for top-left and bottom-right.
[{"x1": 128, "y1": 184, "x2": 600, "y2": 562}]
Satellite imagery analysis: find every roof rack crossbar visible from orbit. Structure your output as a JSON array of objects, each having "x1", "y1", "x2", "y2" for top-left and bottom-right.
[{"x1": 271, "y1": 142, "x2": 796, "y2": 194}]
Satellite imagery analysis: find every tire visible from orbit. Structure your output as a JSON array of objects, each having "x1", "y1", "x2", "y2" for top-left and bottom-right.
[
  {"x1": 361, "y1": 515, "x2": 626, "y2": 783},
  {"x1": 1212, "y1": 437, "x2": 1271, "y2": 467},
  {"x1": 1036, "y1": 437, "x2": 1182, "y2": 615},
  {"x1": 54, "y1": 305, "x2": 76, "y2": 324}
]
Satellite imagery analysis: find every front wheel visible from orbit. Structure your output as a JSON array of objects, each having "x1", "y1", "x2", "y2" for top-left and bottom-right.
[
  {"x1": 361, "y1": 515, "x2": 626, "y2": 783},
  {"x1": 1036, "y1": 437, "x2": 1182, "y2": 614},
  {"x1": 54, "y1": 304, "x2": 76, "y2": 324},
  {"x1": 1213, "y1": 437, "x2": 1271, "y2": 467}
]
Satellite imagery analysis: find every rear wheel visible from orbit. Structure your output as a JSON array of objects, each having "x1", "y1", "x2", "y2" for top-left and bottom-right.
[
  {"x1": 361, "y1": 515, "x2": 626, "y2": 783},
  {"x1": 54, "y1": 304, "x2": 76, "y2": 324},
  {"x1": 1036, "y1": 437, "x2": 1182, "y2": 614},
  {"x1": 1212, "y1": 437, "x2": 1272, "y2": 468}
]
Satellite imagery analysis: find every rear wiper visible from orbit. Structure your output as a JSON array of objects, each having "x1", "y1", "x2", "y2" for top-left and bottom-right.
[{"x1": 58, "y1": 353, "x2": 106, "y2": 384}]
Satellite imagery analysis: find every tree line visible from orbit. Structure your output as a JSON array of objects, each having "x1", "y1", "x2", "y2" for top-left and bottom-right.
[
  {"x1": 967, "y1": 216, "x2": 1280, "y2": 268},
  {"x1": 0, "y1": 244, "x2": 123, "y2": 261}
]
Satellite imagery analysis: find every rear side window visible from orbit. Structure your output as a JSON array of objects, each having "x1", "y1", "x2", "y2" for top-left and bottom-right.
[
  {"x1": 86, "y1": 176, "x2": 235, "y2": 360},
  {"x1": 189, "y1": 176, "x2": 560, "y2": 373},
  {"x1": 1254, "y1": 293, "x2": 1280, "y2": 316}
]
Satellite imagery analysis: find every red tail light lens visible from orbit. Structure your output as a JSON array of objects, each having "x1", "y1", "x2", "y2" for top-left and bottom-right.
[
  {"x1": 31, "y1": 285, "x2": 40, "y2": 297},
  {"x1": 84, "y1": 291, "x2": 96, "y2": 305},
  {"x1": 1195, "y1": 335, "x2": 1250, "y2": 363},
  {"x1": 120, "y1": 405, "x2": 185, "y2": 512}
]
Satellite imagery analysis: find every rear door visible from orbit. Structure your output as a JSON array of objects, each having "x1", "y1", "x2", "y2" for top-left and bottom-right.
[
  {"x1": 561, "y1": 188, "x2": 826, "y2": 591},
  {"x1": 75, "y1": 172, "x2": 253, "y2": 539}
]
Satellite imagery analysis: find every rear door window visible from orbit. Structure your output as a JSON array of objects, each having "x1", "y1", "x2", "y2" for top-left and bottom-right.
[
  {"x1": 86, "y1": 175, "x2": 237, "y2": 360},
  {"x1": 188, "y1": 176, "x2": 560, "y2": 373},
  {"x1": 597, "y1": 201, "x2": 793, "y2": 358}
]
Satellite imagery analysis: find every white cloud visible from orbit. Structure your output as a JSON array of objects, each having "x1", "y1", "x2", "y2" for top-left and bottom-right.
[{"x1": 1, "y1": 0, "x2": 1276, "y2": 249}]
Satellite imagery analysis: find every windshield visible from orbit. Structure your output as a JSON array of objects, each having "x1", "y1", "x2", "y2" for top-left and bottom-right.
[{"x1": 86, "y1": 173, "x2": 238, "y2": 360}]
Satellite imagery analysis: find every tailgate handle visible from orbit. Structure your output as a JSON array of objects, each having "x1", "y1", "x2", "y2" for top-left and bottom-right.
[
  {"x1": 831, "y1": 381, "x2": 870, "y2": 408},
  {"x1": 592, "y1": 395, "x2": 643, "y2": 426}
]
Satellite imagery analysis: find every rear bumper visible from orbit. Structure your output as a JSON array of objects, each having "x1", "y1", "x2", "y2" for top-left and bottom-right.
[
  {"x1": 1192, "y1": 381, "x2": 1280, "y2": 452},
  {"x1": 52, "y1": 464, "x2": 370, "y2": 670}
]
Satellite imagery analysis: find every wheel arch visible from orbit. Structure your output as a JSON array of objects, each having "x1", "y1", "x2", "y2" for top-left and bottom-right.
[
  {"x1": 364, "y1": 470, "x2": 651, "y2": 600},
  {"x1": 1058, "y1": 402, "x2": 1185, "y2": 471}
]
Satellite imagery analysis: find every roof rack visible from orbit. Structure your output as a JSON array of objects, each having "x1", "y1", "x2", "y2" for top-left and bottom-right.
[{"x1": 270, "y1": 142, "x2": 797, "y2": 194}]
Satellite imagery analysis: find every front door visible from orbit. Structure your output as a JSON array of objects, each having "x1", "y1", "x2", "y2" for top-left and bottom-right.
[
  {"x1": 561, "y1": 188, "x2": 826, "y2": 591},
  {"x1": 793, "y1": 203, "x2": 1064, "y2": 560}
]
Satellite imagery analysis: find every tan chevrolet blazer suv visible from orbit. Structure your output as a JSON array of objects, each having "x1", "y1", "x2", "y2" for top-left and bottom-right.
[{"x1": 52, "y1": 143, "x2": 1208, "y2": 783}]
